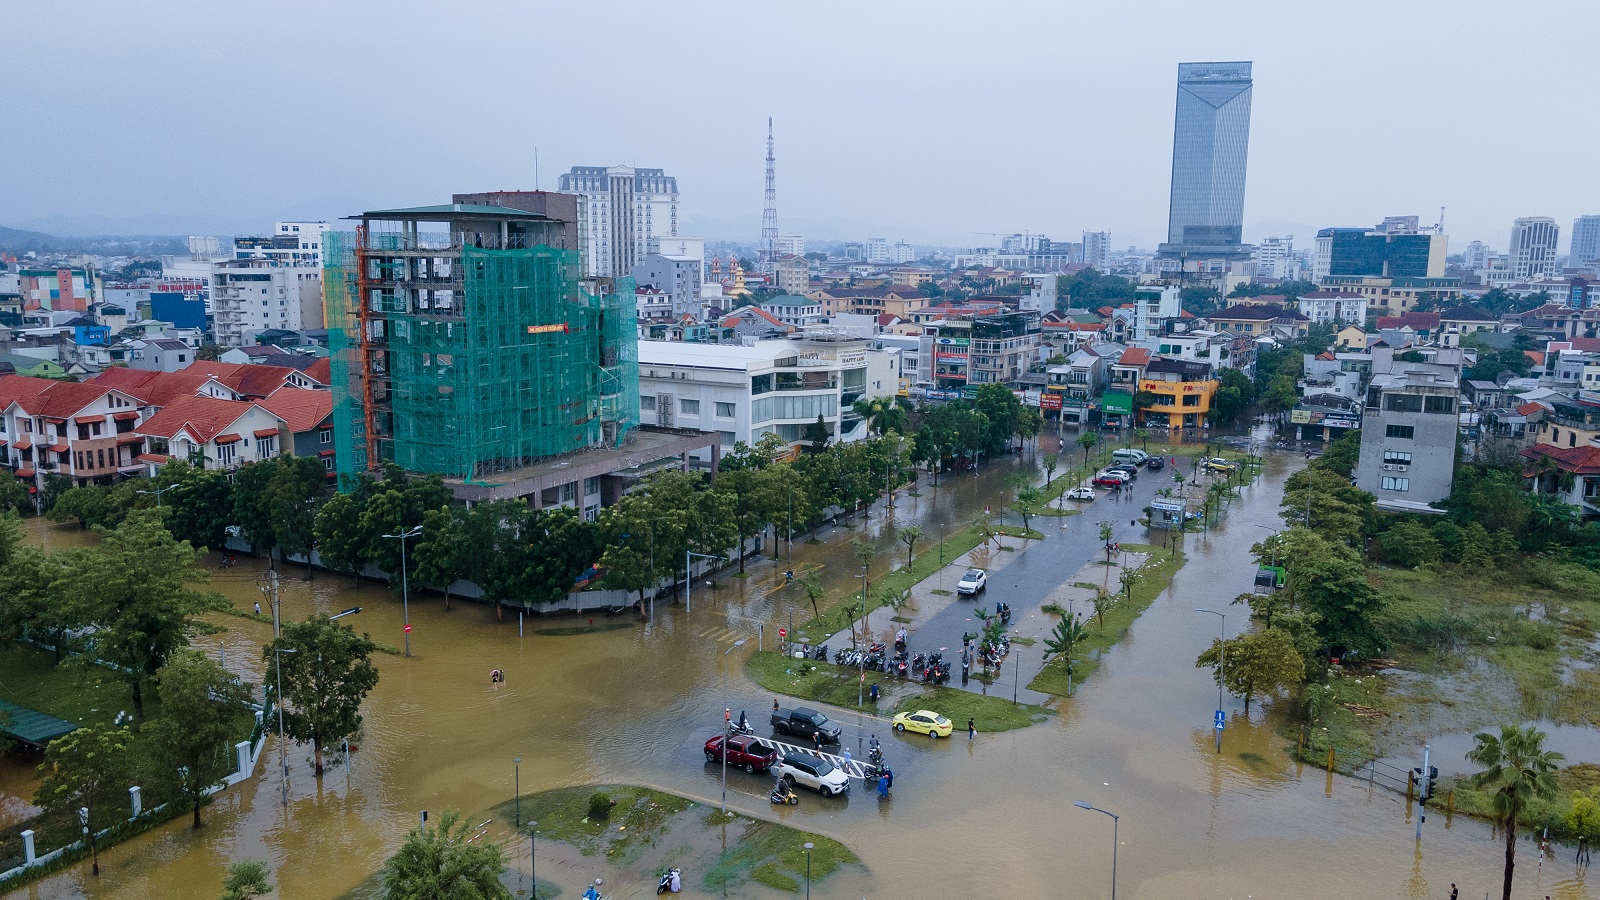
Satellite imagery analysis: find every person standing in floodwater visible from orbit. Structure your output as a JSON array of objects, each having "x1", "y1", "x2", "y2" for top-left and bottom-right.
[{"x1": 968, "y1": 719, "x2": 976, "y2": 741}]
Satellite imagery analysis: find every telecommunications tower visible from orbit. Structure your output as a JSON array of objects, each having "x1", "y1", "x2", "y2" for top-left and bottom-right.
[{"x1": 761, "y1": 118, "x2": 778, "y2": 268}]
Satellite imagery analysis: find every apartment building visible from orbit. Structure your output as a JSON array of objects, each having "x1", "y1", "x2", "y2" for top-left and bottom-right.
[
  {"x1": 1139, "y1": 358, "x2": 1219, "y2": 429},
  {"x1": 210, "y1": 258, "x2": 323, "y2": 348},
  {"x1": 1297, "y1": 290, "x2": 1368, "y2": 326},
  {"x1": 558, "y1": 166, "x2": 678, "y2": 278},
  {"x1": 1355, "y1": 348, "x2": 1461, "y2": 512},
  {"x1": 0, "y1": 376, "x2": 149, "y2": 492}
]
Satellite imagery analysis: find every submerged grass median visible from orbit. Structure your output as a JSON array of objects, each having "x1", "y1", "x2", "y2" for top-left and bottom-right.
[
  {"x1": 487, "y1": 785, "x2": 856, "y2": 894},
  {"x1": 1028, "y1": 543, "x2": 1187, "y2": 697},
  {"x1": 745, "y1": 650, "x2": 1050, "y2": 732}
]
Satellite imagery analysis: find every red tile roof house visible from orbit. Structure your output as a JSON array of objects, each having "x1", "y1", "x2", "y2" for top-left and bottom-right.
[
  {"x1": 1521, "y1": 443, "x2": 1600, "y2": 517},
  {"x1": 258, "y1": 388, "x2": 337, "y2": 478},
  {"x1": 183, "y1": 360, "x2": 323, "y2": 399},
  {"x1": 0, "y1": 374, "x2": 148, "y2": 491},
  {"x1": 134, "y1": 394, "x2": 289, "y2": 474}
]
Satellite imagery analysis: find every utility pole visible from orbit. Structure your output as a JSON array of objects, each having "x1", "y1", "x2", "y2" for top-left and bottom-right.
[
  {"x1": 258, "y1": 570, "x2": 282, "y2": 639},
  {"x1": 761, "y1": 117, "x2": 778, "y2": 268},
  {"x1": 1415, "y1": 743, "x2": 1431, "y2": 841}
]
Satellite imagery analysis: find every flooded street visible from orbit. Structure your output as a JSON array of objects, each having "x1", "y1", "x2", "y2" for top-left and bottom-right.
[{"x1": 7, "y1": 433, "x2": 1591, "y2": 899}]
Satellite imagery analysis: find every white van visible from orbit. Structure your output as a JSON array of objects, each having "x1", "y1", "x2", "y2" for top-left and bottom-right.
[{"x1": 1111, "y1": 448, "x2": 1149, "y2": 466}]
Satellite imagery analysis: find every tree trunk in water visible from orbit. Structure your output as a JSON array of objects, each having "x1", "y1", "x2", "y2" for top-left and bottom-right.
[
  {"x1": 193, "y1": 798, "x2": 202, "y2": 828},
  {"x1": 306, "y1": 555, "x2": 314, "y2": 582},
  {"x1": 443, "y1": 586, "x2": 451, "y2": 612},
  {"x1": 314, "y1": 738, "x2": 325, "y2": 776},
  {"x1": 1502, "y1": 821, "x2": 1516, "y2": 900}
]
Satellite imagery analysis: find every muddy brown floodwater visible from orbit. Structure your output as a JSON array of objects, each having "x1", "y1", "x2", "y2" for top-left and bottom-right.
[{"x1": 7, "y1": 434, "x2": 1596, "y2": 899}]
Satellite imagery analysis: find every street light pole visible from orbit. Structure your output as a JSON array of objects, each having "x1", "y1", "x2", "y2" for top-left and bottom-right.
[
  {"x1": 382, "y1": 525, "x2": 423, "y2": 657},
  {"x1": 1073, "y1": 801, "x2": 1119, "y2": 900},
  {"x1": 1196, "y1": 608, "x2": 1226, "y2": 753},
  {"x1": 136, "y1": 482, "x2": 180, "y2": 506},
  {"x1": 530, "y1": 820, "x2": 538, "y2": 892},
  {"x1": 273, "y1": 647, "x2": 298, "y2": 804},
  {"x1": 686, "y1": 551, "x2": 721, "y2": 613},
  {"x1": 719, "y1": 638, "x2": 747, "y2": 814},
  {"x1": 513, "y1": 757, "x2": 522, "y2": 829},
  {"x1": 803, "y1": 841, "x2": 814, "y2": 900}
]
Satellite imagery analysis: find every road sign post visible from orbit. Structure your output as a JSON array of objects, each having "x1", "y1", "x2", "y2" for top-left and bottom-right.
[{"x1": 1214, "y1": 710, "x2": 1225, "y2": 731}]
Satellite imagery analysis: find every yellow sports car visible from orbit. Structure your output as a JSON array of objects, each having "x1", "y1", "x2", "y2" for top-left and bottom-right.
[{"x1": 892, "y1": 709, "x2": 953, "y2": 738}]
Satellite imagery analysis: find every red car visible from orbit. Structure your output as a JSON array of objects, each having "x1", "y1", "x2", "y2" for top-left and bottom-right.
[
  {"x1": 705, "y1": 734, "x2": 779, "y2": 773},
  {"x1": 1093, "y1": 471, "x2": 1129, "y2": 487}
]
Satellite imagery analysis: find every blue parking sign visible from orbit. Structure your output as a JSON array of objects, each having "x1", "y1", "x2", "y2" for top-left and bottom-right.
[{"x1": 1214, "y1": 710, "x2": 1226, "y2": 730}]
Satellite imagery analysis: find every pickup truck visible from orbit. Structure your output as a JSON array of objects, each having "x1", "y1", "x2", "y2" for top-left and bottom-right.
[
  {"x1": 704, "y1": 734, "x2": 779, "y2": 773},
  {"x1": 770, "y1": 706, "x2": 842, "y2": 743}
]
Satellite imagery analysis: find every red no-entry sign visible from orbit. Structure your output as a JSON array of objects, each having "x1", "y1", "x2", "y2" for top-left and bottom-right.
[
  {"x1": 404, "y1": 624, "x2": 412, "y2": 633},
  {"x1": 778, "y1": 628, "x2": 787, "y2": 638}
]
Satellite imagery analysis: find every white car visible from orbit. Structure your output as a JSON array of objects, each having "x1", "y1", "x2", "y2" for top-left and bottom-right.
[
  {"x1": 777, "y1": 753, "x2": 851, "y2": 797},
  {"x1": 956, "y1": 568, "x2": 988, "y2": 595},
  {"x1": 1066, "y1": 484, "x2": 1097, "y2": 501}
]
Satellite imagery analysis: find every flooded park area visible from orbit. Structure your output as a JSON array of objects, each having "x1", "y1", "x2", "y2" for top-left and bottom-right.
[{"x1": 5, "y1": 429, "x2": 1600, "y2": 899}]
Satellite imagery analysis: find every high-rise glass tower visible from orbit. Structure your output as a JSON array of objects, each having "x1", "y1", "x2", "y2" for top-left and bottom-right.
[
  {"x1": 1571, "y1": 215, "x2": 1600, "y2": 268},
  {"x1": 1164, "y1": 61, "x2": 1253, "y2": 249}
]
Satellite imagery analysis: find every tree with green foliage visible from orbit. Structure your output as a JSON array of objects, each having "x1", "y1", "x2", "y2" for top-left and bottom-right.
[
  {"x1": 382, "y1": 808, "x2": 510, "y2": 900},
  {"x1": 477, "y1": 503, "x2": 599, "y2": 609},
  {"x1": 598, "y1": 492, "x2": 662, "y2": 607},
  {"x1": 716, "y1": 442, "x2": 785, "y2": 572},
  {"x1": 314, "y1": 488, "x2": 370, "y2": 584},
  {"x1": 230, "y1": 461, "x2": 282, "y2": 566},
  {"x1": 0, "y1": 476, "x2": 31, "y2": 515},
  {"x1": 800, "y1": 573, "x2": 825, "y2": 623},
  {"x1": 1057, "y1": 268, "x2": 1137, "y2": 309},
  {"x1": 1133, "y1": 428, "x2": 1151, "y2": 451},
  {"x1": 973, "y1": 383, "x2": 1023, "y2": 452},
  {"x1": 1468, "y1": 724, "x2": 1564, "y2": 900},
  {"x1": 1259, "y1": 372, "x2": 1300, "y2": 422},
  {"x1": 1378, "y1": 520, "x2": 1441, "y2": 568},
  {"x1": 413, "y1": 506, "x2": 472, "y2": 610},
  {"x1": 219, "y1": 861, "x2": 274, "y2": 900},
  {"x1": 1043, "y1": 615, "x2": 1089, "y2": 693},
  {"x1": 147, "y1": 648, "x2": 252, "y2": 827},
  {"x1": 265, "y1": 455, "x2": 327, "y2": 577},
  {"x1": 804, "y1": 414, "x2": 831, "y2": 450},
  {"x1": 1091, "y1": 588, "x2": 1113, "y2": 630},
  {"x1": 1280, "y1": 466, "x2": 1375, "y2": 546},
  {"x1": 0, "y1": 515, "x2": 85, "y2": 661},
  {"x1": 898, "y1": 525, "x2": 922, "y2": 567},
  {"x1": 69, "y1": 510, "x2": 223, "y2": 722},
  {"x1": 48, "y1": 484, "x2": 115, "y2": 529},
  {"x1": 1230, "y1": 588, "x2": 1288, "y2": 630},
  {"x1": 852, "y1": 396, "x2": 906, "y2": 435},
  {"x1": 1195, "y1": 627, "x2": 1304, "y2": 712},
  {"x1": 1292, "y1": 550, "x2": 1384, "y2": 656},
  {"x1": 1012, "y1": 485, "x2": 1042, "y2": 532},
  {"x1": 267, "y1": 613, "x2": 380, "y2": 776},
  {"x1": 1041, "y1": 452, "x2": 1059, "y2": 487},
  {"x1": 34, "y1": 724, "x2": 132, "y2": 876},
  {"x1": 1179, "y1": 285, "x2": 1222, "y2": 317},
  {"x1": 162, "y1": 462, "x2": 236, "y2": 551},
  {"x1": 1563, "y1": 786, "x2": 1600, "y2": 865},
  {"x1": 1098, "y1": 520, "x2": 1114, "y2": 563},
  {"x1": 1076, "y1": 432, "x2": 1098, "y2": 466},
  {"x1": 360, "y1": 464, "x2": 452, "y2": 583}
]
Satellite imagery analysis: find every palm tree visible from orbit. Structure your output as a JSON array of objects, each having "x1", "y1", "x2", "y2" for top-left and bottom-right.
[
  {"x1": 1467, "y1": 724, "x2": 1564, "y2": 900},
  {"x1": 1076, "y1": 432, "x2": 1098, "y2": 466},
  {"x1": 1043, "y1": 615, "x2": 1089, "y2": 695}
]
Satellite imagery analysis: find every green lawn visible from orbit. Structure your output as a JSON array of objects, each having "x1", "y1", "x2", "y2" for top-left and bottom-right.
[
  {"x1": 744, "y1": 650, "x2": 1050, "y2": 732},
  {"x1": 487, "y1": 785, "x2": 856, "y2": 894},
  {"x1": 1029, "y1": 544, "x2": 1187, "y2": 697},
  {"x1": 0, "y1": 641, "x2": 152, "y2": 730}
]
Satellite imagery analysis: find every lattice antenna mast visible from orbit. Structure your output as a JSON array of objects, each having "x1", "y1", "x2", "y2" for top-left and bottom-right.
[{"x1": 761, "y1": 117, "x2": 778, "y2": 268}]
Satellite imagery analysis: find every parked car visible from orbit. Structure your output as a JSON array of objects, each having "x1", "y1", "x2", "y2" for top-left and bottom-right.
[
  {"x1": 704, "y1": 734, "x2": 779, "y2": 773},
  {"x1": 1111, "y1": 448, "x2": 1150, "y2": 466},
  {"x1": 957, "y1": 568, "x2": 988, "y2": 595},
  {"x1": 1203, "y1": 457, "x2": 1238, "y2": 474},
  {"x1": 1145, "y1": 456, "x2": 1165, "y2": 471},
  {"x1": 1094, "y1": 470, "x2": 1130, "y2": 487},
  {"x1": 1107, "y1": 464, "x2": 1138, "y2": 479},
  {"x1": 892, "y1": 709, "x2": 953, "y2": 738},
  {"x1": 777, "y1": 752, "x2": 851, "y2": 797},
  {"x1": 1066, "y1": 484, "x2": 1097, "y2": 501}
]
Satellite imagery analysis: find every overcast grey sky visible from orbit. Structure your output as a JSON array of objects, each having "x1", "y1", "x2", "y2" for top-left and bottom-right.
[{"x1": 3, "y1": 1, "x2": 1595, "y2": 251}]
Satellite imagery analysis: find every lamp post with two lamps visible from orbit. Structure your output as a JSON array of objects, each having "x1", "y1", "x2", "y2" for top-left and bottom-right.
[
  {"x1": 719, "y1": 638, "x2": 747, "y2": 813},
  {"x1": 136, "y1": 482, "x2": 180, "y2": 506},
  {"x1": 381, "y1": 525, "x2": 423, "y2": 657}
]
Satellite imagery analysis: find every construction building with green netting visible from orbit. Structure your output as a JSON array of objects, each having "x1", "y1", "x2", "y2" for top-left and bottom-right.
[{"x1": 323, "y1": 201, "x2": 717, "y2": 510}]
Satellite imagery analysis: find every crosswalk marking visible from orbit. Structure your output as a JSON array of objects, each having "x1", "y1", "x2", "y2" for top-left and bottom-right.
[{"x1": 759, "y1": 736, "x2": 872, "y2": 780}]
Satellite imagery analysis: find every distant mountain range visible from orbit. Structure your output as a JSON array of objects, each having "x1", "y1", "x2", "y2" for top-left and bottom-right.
[{"x1": 0, "y1": 225, "x2": 188, "y2": 256}]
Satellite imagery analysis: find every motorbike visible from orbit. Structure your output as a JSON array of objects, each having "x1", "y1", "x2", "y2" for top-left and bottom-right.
[
  {"x1": 868, "y1": 744, "x2": 884, "y2": 764},
  {"x1": 728, "y1": 719, "x2": 755, "y2": 737},
  {"x1": 813, "y1": 644, "x2": 829, "y2": 661},
  {"x1": 657, "y1": 868, "x2": 683, "y2": 895},
  {"x1": 910, "y1": 652, "x2": 926, "y2": 672},
  {"x1": 770, "y1": 784, "x2": 799, "y2": 805}
]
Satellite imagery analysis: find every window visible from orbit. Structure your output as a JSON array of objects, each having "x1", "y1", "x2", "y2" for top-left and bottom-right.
[
  {"x1": 1380, "y1": 476, "x2": 1410, "y2": 491},
  {"x1": 1383, "y1": 450, "x2": 1412, "y2": 465},
  {"x1": 1423, "y1": 396, "x2": 1456, "y2": 415},
  {"x1": 320, "y1": 429, "x2": 333, "y2": 444},
  {"x1": 259, "y1": 436, "x2": 278, "y2": 458},
  {"x1": 583, "y1": 476, "x2": 600, "y2": 496},
  {"x1": 751, "y1": 374, "x2": 773, "y2": 395},
  {"x1": 639, "y1": 396, "x2": 656, "y2": 411},
  {"x1": 680, "y1": 398, "x2": 699, "y2": 415},
  {"x1": 323, "y1": 456, "x2": 335, "y2": 471},
  {"x1": 91, "y1": 422, "x2": 101, "y2": 437},
  {"x1": 560, "y1": 481, "x2": 577, "y2": 503},
  {"x1": 715, "y1": 402, "x2": 736, "y2": 419},
  {"x1": 1385, "y1": 424, "x2": 1415, "y2": 440},
  {"x1": 1384, "y1": 394, "x2": 1423, "y2": 413},
  {"x1": 217, "y1": 443, "x2": 237, "y2": 466},
  {"x1": 719, "y1": 430, "x2": 737, "y2": 447}
]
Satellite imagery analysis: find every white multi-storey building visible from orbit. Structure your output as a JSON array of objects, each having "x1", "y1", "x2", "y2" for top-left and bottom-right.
[
  {"x1": 866, "y1": 238, "x2": 890, "y2": 263},
  {"x1": 774, "y1": 234, "x2": 805, "y2": 256},
  {"x1": 1082, "y1": 231, "x2": 1111, "y2": 269},
  {"x1": 1254, "y1": 235, "x2": 1295, "y2": 280},
  {"x1": 209, "y1": 259, "x2": 322, "y2": 348},
  {"x1": 636, "y1": 332, "x2": 898, "y2": 461},
  {"x1": 1510, "y1": 217, "x2": 1560, "y2": 281},
  {"x1": 1297, "y1": 290, "x2": 1368, "y2": 326},
  {"x1": 558, "y1": 165, "x2": 679, "y2": 278},
  {"x1": 230, "y1": 221, "x2": 330, "y2": 268},
  {"x1": 890, "y1": 242, "x2": 916, "y2": 264},
  {"x1": 1462, "y1": 240, "x2": 1492, "y2": 271}
]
